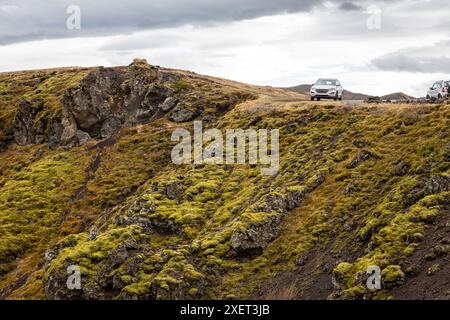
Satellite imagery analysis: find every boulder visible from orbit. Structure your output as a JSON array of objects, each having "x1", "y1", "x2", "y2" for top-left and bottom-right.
[
  {"x1": 100, "y1": 117, "x2": 121, "y2": 139},
  {"x1": 169, "y1": 104, "x2": 198, "y2": 122},
  {"x1": 118, "y1": 214, "x2": 180, "y2": 235},
  {"x1": 403, "y1": 175, "x2": 450, "y2": 208},
  {"x1": 230, "y1": 215, "x2": 283, "y2": 255},
  {"x1": 76, "y1": 130, "x2": 91, "y2": 145},
  {"x1": 59, "y1": 109, "x2": 79, "y2": 148},
  {"x1": 159, "y1": 97, "x2": 178, "y2": 112},
  {"x1": 13, "y1": 99, "x2": 44, "y2": 145}
]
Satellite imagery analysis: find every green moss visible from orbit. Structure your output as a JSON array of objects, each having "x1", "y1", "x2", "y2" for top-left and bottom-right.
[
  {"x1": 333, "y1": 262, "x2": 354, "y2": 288},
  {"x1": 286, "y1": 185, "x2": 307, "y2": 193},
  {"x1": 45, "y1": 226, "x2": 142, "y2": 281},
  {"x1": 341, "y1": 285, "x2": 367, "y2": 300},
  {"x1": 381, "y1": 265, "x2": 405, "y2": 286},
  {"x1": 0, "y1": 148, "x2": 89, "y2": 261},
  {"x1": 169, "y1": 79, "x2": 193, "y2": 92},
  {"x1": 122, "y1": 273, "x2": 154, "y2": 296}
]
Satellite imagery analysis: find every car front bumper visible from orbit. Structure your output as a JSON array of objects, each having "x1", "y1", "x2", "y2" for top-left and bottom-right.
[{"x1": 310, "y1": 92, "x2": 337, "y2": 98}]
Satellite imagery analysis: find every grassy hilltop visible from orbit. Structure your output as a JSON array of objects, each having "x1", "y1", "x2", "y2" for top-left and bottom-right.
[{"x1": 0, "y1": 60, "x2": 448, "y2": 300}]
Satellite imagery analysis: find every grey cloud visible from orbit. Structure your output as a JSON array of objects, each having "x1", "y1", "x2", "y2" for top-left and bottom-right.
[
  {"x1": 339, "y1": 2, "x2": 363, "y2": 11},
  {"x1": 372, "y1": 41, "x2": 450, "y2": 73},
  {"x1": 373, "y1": 54, "x2": 450, "y2": 73},
  {"x1": 0, "y1": 0, "x2": 317, "y2": 45},
  {"x1": 0, "y1": 0, "x2": 392, "y2": 45}
]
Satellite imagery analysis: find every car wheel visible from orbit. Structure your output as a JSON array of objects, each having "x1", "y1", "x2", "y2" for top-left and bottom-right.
[
  {"x1": 438, "y1": 94, "x2": 442, "y2": 101},
  {"x1": 426, "y1": 95, "x2": 430, "y2": 101},
  {"x1": 317, "y1": 98, "x2": 321, "y2": 101},
  {"x1": 310, "y1": 97, "x2": 314, "y2": 101}
]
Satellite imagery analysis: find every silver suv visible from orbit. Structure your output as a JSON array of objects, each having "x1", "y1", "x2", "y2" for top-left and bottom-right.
[
  {"x1": 310, "y1": 78, "x2": 344, "y2": 101},
  {"x1": 427, "y1": 80, "x2": 449, "y2": 101}
]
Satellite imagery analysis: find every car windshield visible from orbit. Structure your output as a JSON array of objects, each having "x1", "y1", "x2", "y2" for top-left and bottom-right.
[
  {"x1": 432, "y1": 82, "x2": 441, "y2": 89},
  {"x1": 316, "y1": 79, "x2": 336, "y2": 86},
  {"x1": 445, "y1": 81, "x2": 450, "y2": 88}
]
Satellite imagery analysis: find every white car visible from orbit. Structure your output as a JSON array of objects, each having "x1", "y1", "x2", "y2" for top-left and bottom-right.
[
  {"x1": 426, "y1": 80, "x2": 449, "y2": 101},
  {"x1": 310, "y1": 78, "x2": 344, "y2": 101}
]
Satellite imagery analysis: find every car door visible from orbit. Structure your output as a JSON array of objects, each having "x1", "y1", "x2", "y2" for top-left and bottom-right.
[
  {"x1": 336, "y1": 81, "x2": 343, "y2": 96},
  {"x1": 431, "y1": 82, "x2": 441, "y2": 98},
  {"x1": 437, "y1": 81, "x2": 445, "y2": 97}
]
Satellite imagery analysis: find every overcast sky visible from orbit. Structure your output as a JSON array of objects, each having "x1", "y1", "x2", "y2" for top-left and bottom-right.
[{"x1": 0, "y1": 0, "x2": 449, "y2": 96}]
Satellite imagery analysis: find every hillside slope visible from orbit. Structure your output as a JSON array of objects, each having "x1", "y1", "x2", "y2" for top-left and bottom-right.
[
  {"x1": 381, "y1": 92, "x2": 417, "y2": 101},
  {"x1": 286, "y1": 85, "x2": 416, "y2": 101},
  {"x1": 0, "y1": 60, "x2": 449, "y2": 300},
  {"x1": 286, "y1": 84, "x2": 372, "y2": 100}
]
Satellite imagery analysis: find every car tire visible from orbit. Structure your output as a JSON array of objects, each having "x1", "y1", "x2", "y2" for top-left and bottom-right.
[
  {"x1": 426, "y1": 95, "x2": 430, "y2": 101},
  {"x1": 317, "y1": 98, "x2": 321, "y2": 101},
  {"x1": 310, "y1": 97, "x2": 314, "y2": 101}
]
